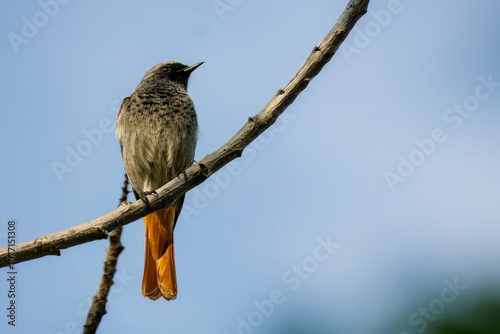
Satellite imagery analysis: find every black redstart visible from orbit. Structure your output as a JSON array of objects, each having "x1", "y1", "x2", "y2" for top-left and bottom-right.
[{"x1": 116, "y1": 61, "x2": 202, "y2": 300}]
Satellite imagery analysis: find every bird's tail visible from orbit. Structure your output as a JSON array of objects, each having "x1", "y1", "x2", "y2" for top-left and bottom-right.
[{"x1": 142, "y1": 207, "x2": 177, "y2": 300}]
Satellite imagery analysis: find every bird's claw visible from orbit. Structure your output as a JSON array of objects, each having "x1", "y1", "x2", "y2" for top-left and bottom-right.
[
  {"x1": 139, "y1": 191, "x2": 158, "y2": 209},
  {"x1": 178, "y1": 160, "x2": 196, "y2": 181}
]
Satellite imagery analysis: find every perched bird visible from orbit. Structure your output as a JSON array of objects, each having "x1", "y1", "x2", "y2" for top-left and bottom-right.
[{"x1": 116, "y1": 61, "x2": 203, "y2": 300}]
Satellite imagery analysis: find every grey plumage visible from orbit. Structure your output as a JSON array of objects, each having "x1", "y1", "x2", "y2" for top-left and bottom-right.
[{"x1": 116, "y1": 62, "x2": 200, "y2": 197}]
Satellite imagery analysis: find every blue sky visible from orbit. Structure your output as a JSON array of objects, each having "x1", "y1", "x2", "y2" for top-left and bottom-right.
[{"x1": 1, "y1": 1, "x2": 500, "y2": 333}]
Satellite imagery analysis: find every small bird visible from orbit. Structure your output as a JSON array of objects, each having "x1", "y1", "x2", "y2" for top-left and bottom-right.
[{"x1": 116, "y1": 61, "x2": 203, "y2": 300}]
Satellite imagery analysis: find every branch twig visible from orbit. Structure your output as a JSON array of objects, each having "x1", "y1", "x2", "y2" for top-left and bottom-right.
[
  {"x1": 83, "y1": 174, "x2": 129, "y2": 334},
  {"x1": 0, "y1": 0, "x2": 369, "y2": 268}
]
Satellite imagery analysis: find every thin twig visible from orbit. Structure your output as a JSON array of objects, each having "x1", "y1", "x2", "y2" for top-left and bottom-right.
[
  {"x1": 83, "y1": 174, "x2": 129, "y2": 334},
  {"x1": 0, "y1": 0, "x2": 370, "y2": 268}
]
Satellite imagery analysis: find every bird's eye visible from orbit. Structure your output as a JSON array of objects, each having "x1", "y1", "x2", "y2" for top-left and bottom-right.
[{"x1": 162, "y1": 66, "x2": 170, "y2": 72}]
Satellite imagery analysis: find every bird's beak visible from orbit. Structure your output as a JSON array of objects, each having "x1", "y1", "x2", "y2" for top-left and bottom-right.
[{"x1": 177, "y1": 62, "x2": 204, "y2": 75}]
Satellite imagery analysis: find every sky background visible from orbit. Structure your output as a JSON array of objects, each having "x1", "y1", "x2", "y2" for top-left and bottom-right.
[{"x1": 1, "y1": 1, "x2": 500, "y2": 333}]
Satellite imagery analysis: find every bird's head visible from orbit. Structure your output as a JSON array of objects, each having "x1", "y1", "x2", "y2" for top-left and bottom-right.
[{"x1": 142, "y1": 61, "x2": 203, "y2": 88}]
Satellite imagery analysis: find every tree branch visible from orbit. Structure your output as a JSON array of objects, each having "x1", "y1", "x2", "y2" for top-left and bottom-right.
[
  {"x1": 83, "y1": 174, "x2": 129, "y2": 334},
  {"x1": 0, "y1": 0, "x2": 369, "y2": 268}
]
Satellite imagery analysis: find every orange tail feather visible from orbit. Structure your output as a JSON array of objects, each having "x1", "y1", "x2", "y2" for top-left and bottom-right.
[{"x1": 142, "y1": 207, "x2": 177, "y2": 300}]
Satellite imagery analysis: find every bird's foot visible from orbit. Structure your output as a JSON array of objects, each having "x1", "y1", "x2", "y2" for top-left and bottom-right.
[
  {"x1": 179, "y1": 160, "x2": 196, "y2": 180},
  {"x1": 181, "y1": 169, "x2": 188, "y2": 181},
  {"x1": 139, "y1": 191, "x2": 158, "y2": 209}
]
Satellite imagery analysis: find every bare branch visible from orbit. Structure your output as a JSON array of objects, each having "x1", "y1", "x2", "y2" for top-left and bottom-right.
[
  {"x1": 0, "y1": 0, "x2": 369, "y2": 268},
  {"x1": 83, "y1": 174, "x2": 129, "y2": 334}
]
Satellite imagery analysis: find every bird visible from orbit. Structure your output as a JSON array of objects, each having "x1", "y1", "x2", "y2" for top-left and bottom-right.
[{"x1": 116, "y1": 61, "x2": 203, "y2": 300}]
